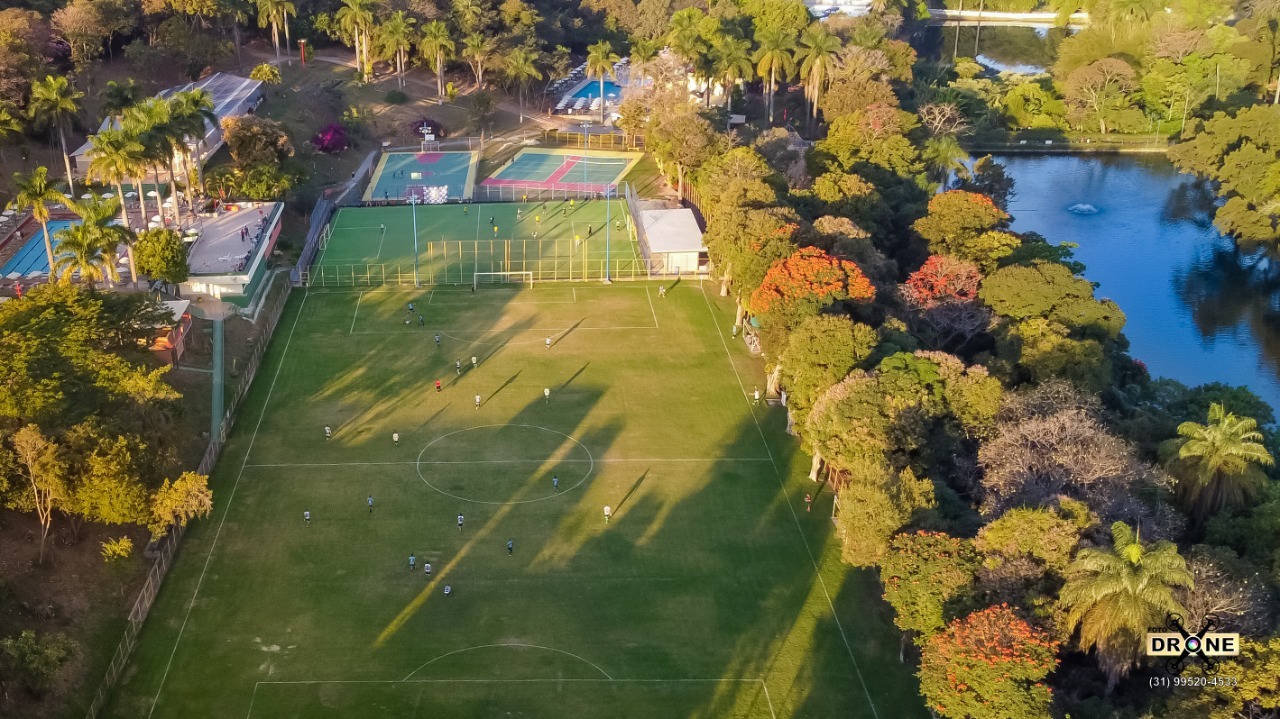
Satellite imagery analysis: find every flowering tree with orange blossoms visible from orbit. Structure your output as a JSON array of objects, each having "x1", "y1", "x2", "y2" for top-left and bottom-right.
[
  {"x1": 902, "y1": 255, "x2": 982, "y2": 309},
  {"x1": 747, "y1": 247, "x2": 876, "y2": 320},
  {"x1": 918, "y1": 605, "x2": 1059, "y2": 719}
]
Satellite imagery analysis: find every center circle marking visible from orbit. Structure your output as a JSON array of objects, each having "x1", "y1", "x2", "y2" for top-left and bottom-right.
[{"x1": 414, "y1": 423, "x2": 593, "y2": 505}]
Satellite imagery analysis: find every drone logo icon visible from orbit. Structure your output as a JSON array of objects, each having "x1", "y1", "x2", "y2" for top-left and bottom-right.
[{"x1": 1146, "y1": 614, "x2": 1240, "y2": 674}]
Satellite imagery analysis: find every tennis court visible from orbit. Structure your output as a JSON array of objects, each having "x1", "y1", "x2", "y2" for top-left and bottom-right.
[
  {"x1": 308, "y1": 200, "x2": 642, "y2": 286},
  {"x1": 363, "y1": 151, "x2": 479, "y2": 203},
  {"x1": 480, "y1": 149, "x2": 639, "y2": 195}
]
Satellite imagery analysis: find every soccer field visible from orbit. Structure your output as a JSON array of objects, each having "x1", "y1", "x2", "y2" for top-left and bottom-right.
[
  {"x1": 103, "y1": 283, "x2": 925, "y2": 719},
  {"x1": 311, "y1": 201, "x2": 642, "y2": 286}
]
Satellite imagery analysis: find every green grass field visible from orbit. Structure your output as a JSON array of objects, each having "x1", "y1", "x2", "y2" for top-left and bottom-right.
[
  {"x1": 103, "y1": 282, "x2": 925, "y2": 719},
  {"x1": 311, "y1": 202, "x2": 642, "y2": 287}
]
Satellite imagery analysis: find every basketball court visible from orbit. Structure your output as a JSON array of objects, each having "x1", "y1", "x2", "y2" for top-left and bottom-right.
[
  {"x1": 364, "y1": 151, "x2": 479, "y2": 203},
  {"x1": 480, "y1": 149, "x2": 639, "y2": 194}
]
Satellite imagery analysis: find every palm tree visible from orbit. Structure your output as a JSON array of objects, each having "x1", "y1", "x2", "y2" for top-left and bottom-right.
[
  {"x1": 87, "y1": 130, "x2": 145, "y2": 286},
  {"x1": 123, "y1": 99, "x2": 175, "y2": 226},
  {"x1": 12, "y1": 167, "x2": 64, "y2": 273},
  {"x1": 503, "y1": 46, "x2": 542, "y2": 122},
  {"x1": 629, "y1": 37, "x2": 659, "y2": 89},
  {"x1": 256, "y1": 0, "x2": 298, "y2": 63},
  {"x1": 419, "y1": 21, "x2": 455, "y2": 99},
  {"x1": 100, "y1": 80, "x2": 141, "y2": 121},
  {"x1": 797, "y1": 24, "x2": 841, "y2": 123},
  {"x1": 711, "y1": 36, "x2": 752, "y2": 110},
  {"x1": 586, "y1": 40, "x2": 620, "y2": 124},
  {"x1": 27, "y1": 75, "x2": 84, "y2": 196},
  {"x1": 462, "y1": 33, "x2": 496, "y2": 88},
  {"x1": 52, "y1": 223, "x2": 120, "y2": 290},
  {"x1": 1059, "y1": 522, "x2": 1192, "y2": 692},
  {"x1": 169, "y1": 89, "x2": 217, "y2": 203},
  {"x1": 923, "y1": 135, "x2": 970, "y2": 188},
  {"x1": 335, "y1": 0, "x2": 376, "y2": 80},
  {"x1": 376, "y1": 11, "x2": 418, "y2": 88},
  {"x1": 668, "y1": 11, "x2": 711, "y2": 104},
  {"x1": 1163, "y1": 403, "x2": 1275, "y2": 527},
  {"x1": 66, "y1": 195, "x2": 131, "y2": 280},
  {"x1": 754, "y1": 29, "x2": 796, "y2": 124}
]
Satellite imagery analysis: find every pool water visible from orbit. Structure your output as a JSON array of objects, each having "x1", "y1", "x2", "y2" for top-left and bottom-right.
[
  {"x1": 1, "y1": 219, "x2": 77, "y2": 276},
  {"x1": 571, "y1": 80, "x2": 623, "y2": 101}
]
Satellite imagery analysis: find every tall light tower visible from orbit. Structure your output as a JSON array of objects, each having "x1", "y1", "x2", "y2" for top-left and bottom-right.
[{"x1": 407, "y1": 192, "x2": 421, "y2": 287}]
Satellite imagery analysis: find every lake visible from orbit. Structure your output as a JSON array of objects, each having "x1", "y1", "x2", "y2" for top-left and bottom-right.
[{"x1": 996, "y1": 153, "x2": 1280, "y2": 412}]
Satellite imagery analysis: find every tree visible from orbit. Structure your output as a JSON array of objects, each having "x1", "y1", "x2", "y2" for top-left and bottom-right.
[
  {"x1": 918, "y1": 605, "x2": 1058, "y2": 719},
  {"x1": 12, "y1": 167, "x2": 64, "y2": 274},
  {"x1": 1162, "y1": 403, "x2": 1275, "y2": 527},
  {"x1": 837, "y1": 464, "x2": 936, "y2": 567},
  {"x1": 334, "y1": 0, "x2": 375, "y2": 79},
  {"x1": 0, "y1": 630, "x2": 76, "y2": 696},
  {"x1": 87, "y1": 129, "x2": 146, "y2": 285},
  {"x1": 27, "y1": 75, "x2": 83, "y2": 196},
  {"x1": 53, "y1": 223, "x2": 121, "y2": 290},
  {"x1": 503, "y1": 46, "x2": 542, "y2": 122},
  {"x1": 255, "y1": 0, "x2": 296, "y2": 63},
  {"x1": 980, "y1": 261, "x2": 1125, "y2": 340},
  {"x1": 1064, "y1": 58, "x2": 1138, "y2": 134},
  {"x1": 1162, "y1": 636, "x2": 1280, "y2": 719},
  {"x1": 376, "y1": 11, "x2": 417, "y2": 89},
  {"x1": 221, "y1": 115, "x2": 293, "y2": 170},
  {"x1": 1060, "y1": 521, "x2": 1192, "y2": 691},
  {"x1": 975, "y1": 507, "x2": 1082, "y2": 574},
  {"x1": 693, "y1": 147, "x2": 778, "y2": 221},
  {"x1": 754, "y1": 28, "x2": 796, "y2": 124},
  {"x1": 912, "y1": 191, "x2": 1013, "y2": 270},
  {"x1": 711, "y1": 35, "x2": 753, "y2": 111},
  {"x1": 462, "y1": 33, "x2": 497, "y2": 88},
  {"x1": 629, "y1": 36, "x2": 660, "y2": 88},
  {"x1": 797, "y1": 23, "x2": 841, "y2": 122},
  {"x1": 747, "y1": 246, "x2": 876, "y2": 322},
  {"x1": 52, "y1": 0, "x2": 110, "y2": 71},
  {"x1": 100, "y1": 79, "x2": 141, "y2": 120},
  {"x1": 419, "y1": 20, "x2": 455, "y2": 99},
  {"x1": 586, "y1": 40, "x2": 620, "y2": 124},
  {"x1": 249, "y1": 62, "x2": 282, "y2": 84},
  {"x1": 903, "y1": 255, "x2": 981, "y2": 309},
  {"x1": 953, "y1": 156, "x2": 1015, "y2": 210},
  {"x1": 67, "y1": 433, "x2": 149, "y2": 526},
  {"x1": 12, "y1": 425, "x2": 68, "y2": 565},
  {"x1": 1175, "y1": 546, "x2": 1274, "y2": 636},
  {"x1": 922, "y1": 135, "x2": 970, "y2": 189},
  {"x1": 149, "y1": 471, "x2": 213, "y2": 538},
  {"x1": 780, "y1": 315, "x2": 878, "y2": 430},
  {"x1": 880, "y1": 531, "x2": 979, "y2": 641},
  {"x1": 169, "y1": 89, "x2": 217, "y2": 208},
  {"x1": 134, "y1": 228, "x2": 190, "y2": 291}
]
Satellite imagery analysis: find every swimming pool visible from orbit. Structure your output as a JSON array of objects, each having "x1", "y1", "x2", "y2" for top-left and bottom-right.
[
  {"x1": 1, "y1": 219, "x2": 77, "y2": 277},
  {"x1": 571, "y1": 80, "x2": 623, "y2": 101}
]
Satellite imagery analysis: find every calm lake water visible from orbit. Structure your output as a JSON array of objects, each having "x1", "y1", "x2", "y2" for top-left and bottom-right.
[{"x1": 996, "y1": 153, "x2": 1280, "y2": 412}]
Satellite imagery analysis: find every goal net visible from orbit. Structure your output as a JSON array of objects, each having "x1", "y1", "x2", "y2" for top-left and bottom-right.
[{"x1": 473, "y1": 271, "x2": 534, "y2": 290}]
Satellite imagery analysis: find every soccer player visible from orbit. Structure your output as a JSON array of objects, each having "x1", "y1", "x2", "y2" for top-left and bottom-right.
[
  {"x1": 419, "y1": 314, "x2": 425, "y2": 326},
  {"x1": 545, "y1": 336, "x2": 551, "y2": 350},
  {"x1": 471, "y1": 356, "x2": 478, "y2": 369},
  {"x1": 368, "y1": 495, "x2": 374, "y2": 513},
  {"x1": 435, "y1": 333, "x2": 441, "y2": 346},
  {"x1": 456, "y1": 360, "x2": 462, "y2": 375},
  {"x1": 444, "y1": 585, "x2": 452, "y2": 596},
  {"x1": 408, "y1": 302, "x2": 415, "y2": 312},
  {"x1": 435, "y1": 379, "x2": 442, "y2": 393},
  {"x1": 324, "y1": 425, "x2": 332, "y2": 439},
  {"x1": 304, "y1": 510, "x2": 311, "y2": 526},
  {"x1": 474, "y1": 394, "x2": 481, "y2": 410},
  {"x1": 457, "y1": 513, "x2": 464, "y2": 532},
  {"x1": 603, "y1": 505, "x2": 611, "y2": 525},
  {"x1": 552, "y1": 475, "x2": 559, "y2": 491},
  {"x1": 489, "y1": 216, "x2": 494, "y2": 225},
  {"x1": 517, "y1": 208, "x2": 523, "y2": 220},
  {"x1": 658, "y1": 286, "x2": 666, "y2": 298},
  {"x1": 587, "y1": 225, "x2": 592, "y2": 236},
  {"x1": 570, "y1": 199, "x2": 575, "y2": 210},
  {"x1": 753, "y1": 388, "x2": 761, "y2": 405},
  {"x1": 393, "y1": 432, "x2": 400, "y2": 445},
  {"x1": 535, "y1": 214, "x2": 541, "y2": 225},
  {"x1": 424, "y1": 562, "x2": 432, "y2": 577},
  {"x1": 409, "y1": 553, "x2": 416, "y2": 571},
  {"x1": 544, "y1": 387, "x2": 550, "y2": 402},
  {"x1": 493, "y1": 225, "x2": 499, "y2": 237},
  {"x1": 805, "y1": 493, "x2": 812, "y2": 513},
  {"x1": 507, "y1": 539, "x2": 514, "y2": 556}
]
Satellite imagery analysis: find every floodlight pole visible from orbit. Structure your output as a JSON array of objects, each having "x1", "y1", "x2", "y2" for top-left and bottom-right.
[
  {"x1": 603, "y1": 184, "x2": 612, "y2": 284},
  {"x1": 408, "y1": 194, "x2": 421, "y2": 287}
]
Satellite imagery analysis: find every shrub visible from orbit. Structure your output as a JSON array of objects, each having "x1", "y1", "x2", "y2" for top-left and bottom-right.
[
  {"x1": 311, "y1": 123, "x2": 349, "y2": 154},
  {"x1": 385, "y1": 89, "x2": 408, "y2": 104},
  {"x1": 101, "y1": 536, "x2": 134, "y2": 562}
]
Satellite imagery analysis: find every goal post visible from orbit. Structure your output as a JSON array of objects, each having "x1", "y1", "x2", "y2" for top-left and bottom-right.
[{"x1": 473, "y1": 271, "x2": 534, "y2": 290}]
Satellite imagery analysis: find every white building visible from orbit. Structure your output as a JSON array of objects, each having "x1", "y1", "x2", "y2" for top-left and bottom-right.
[
  {"x1": 638, "y1": 208, "x2": 707, "y2": 275},
  {"x1": 72, "y1": 72, "x2": 265, "y2": 177}
]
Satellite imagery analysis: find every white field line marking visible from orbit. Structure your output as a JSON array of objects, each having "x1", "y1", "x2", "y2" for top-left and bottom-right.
[
  {"x1": 646, "y1": 287, "x2": 658, "y2": 329},
  {"x1": 402, "y1": 643, "x2": 612, "y2": 681},
  {"x1": 244, "y1": 457, "x2": 773, "y2": 469},
  {"x1": 255, "y1": 678, "x2": 767, "y2": 686},
  {"x1": 147, "y1": 291, "x2": 311, "y2": 719},
  {"x1": 353, "y1": 325, "x2": 658, "y2": 338},
  {"x1": 573, "y1": 287, "x2": 576, "y2": 302},
  {"x1": 761, "y1": 678, "x2": 777, "y2": 719},
  {"x1": 699, "y1": 287, "x2": 881, "y2": 719},
  {"x1": 304, "y1": 286, "x2": 651, "y2": 296},
  {"x1": 349, "y1": 291, "x2": 363, "y2": 335},
  {"x1": 375, "y1": 225, "x2": 386, "y2": 258}
]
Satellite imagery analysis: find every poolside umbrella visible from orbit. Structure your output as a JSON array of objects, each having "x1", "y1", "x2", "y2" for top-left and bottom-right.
[
  {"x1": 80, "y1": 193, "x2": 92, "y2": 200},
  {"x1": 150, "y1": 215, "x2": 162, "y2": 223},
  {"x1": 124, "y1": 192, "x2": 137, "y2": 198},
  {"x1": 146, "y1": 190, "x2": 159, "y2": 198},
  {"x1": 63, "y1": 193, "x2": 73, "y2": 199},
  {"x1": 101, "y1": 192, "x2": 114, "y2": 199},
  {"x1": 1, "y1": 210, "x2": 13, "y2": 217},
  {"x1": 148, "y1": 221, "x2": 161, "y2": 229},
  {"x1": 185, "y1": 228, "x2": 199, "y2": 236}
]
